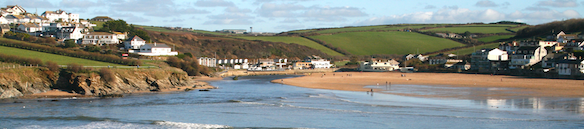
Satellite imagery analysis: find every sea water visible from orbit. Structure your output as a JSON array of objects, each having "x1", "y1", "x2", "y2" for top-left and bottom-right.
[{"x1": 1, "y1": 75, "x2": 583, "y2": 129}]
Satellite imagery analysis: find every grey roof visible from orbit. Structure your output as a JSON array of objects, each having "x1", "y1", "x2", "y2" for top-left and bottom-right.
[{"x1": 0, "y1": 24, "x2": 10, "y2": 29}]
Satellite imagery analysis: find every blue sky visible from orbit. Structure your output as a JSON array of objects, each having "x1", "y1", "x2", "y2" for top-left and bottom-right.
[{"x1": 4, "y1": 0, "x2": 583, "y2": 32}]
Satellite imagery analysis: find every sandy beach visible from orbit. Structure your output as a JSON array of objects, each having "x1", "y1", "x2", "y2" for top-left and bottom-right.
[{"x1": 274, "y1": 72, "x2": 584, "y2": 99}]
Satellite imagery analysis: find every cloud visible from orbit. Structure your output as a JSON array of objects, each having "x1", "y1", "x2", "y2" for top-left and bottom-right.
[
  {"x1": 537, "y1": 0, "x2": 579, "y2": 7},
  {"x1": 274, "y1": 24, "x2": 306, "y2": 31},
  {"x1": 225, "y1": 7, "x2": 252, "y2": 13},
  {"x1": 204, "y1": 13, "x2": 254, "y2": 25},
  {"x1": 108, "y1": 12, "x2": 151, "y2": 23},
  {"x1": 108, "y1": 0, "x2": 209, "y2": 17},
  {"x1": 280, "y1": 18, "x2": 300, "y2": 23},
  {"x1": 524, "y1": 6, "x2": 551, "y2": 11},
  {"x1": 3, "y1": 0, "x2": 55, "y2": 8},
  {"x1": 195, "y1": 0, "x2": 235, "y2": 7},
  {"x1": 475, "y1": 0, "x2": 498, "y2": 7},
  {"x1": 59, "y1": 0, "x2": 100, "y2": 8},
  {"x1": 256, "y1": 3, "x2": 367, "y2": 22},
  {"x1": 164, "y1": 18, "x2": 185, "y2": 22},
  {"x1": 353, "y1": 8, "x2": 581, "y2": 26},
  {"x1": 252, "y1": 0, "x2": 313, "y2": 5},
  {"x1": 424, "y1": 5, "x2": 436, "y2": 9}
]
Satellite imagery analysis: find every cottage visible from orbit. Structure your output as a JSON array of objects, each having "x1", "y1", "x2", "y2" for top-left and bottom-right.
[
  {"x1": 0, "y1": 5, "x2": 26, "y2": 16},
  {"x1": 81, "y1": 32, "x2": 119, "y2": 45},
  {"x1": 17, "y1": 23, "x2": 42, "y2": 33},
  {"x1": 136, "y1": 43, "x2": 178, "y2": 56},
  {"x1": 55, "y1": 26, "x2": 83, "y2": 40},
  {"x1": 557, "y1": 59, "x2": 584, "y2": 76},
  {"x1": 293, "y1": 62, "x2": 312, "y2": 70},
  {"x1": 359, "y1": 59, "x2": 400, "y2": 72},
  {"x1": 41, "y1": 9, "x2": 79, "y2": 23},
  {"x1": 470, "y1": 49, "x2": 491, "y2": 72},
  {"x1": 509, "y1": 46, "x2": 547, "y2": 69},
  {"x1": 124, "y1": 36, "x2": 146, "y2": 49},
  {"x1": 304, "y1": 55, "x2": 331, "y2": 69},
  {"x1": 197, "y1": 57, "x2": 217, "y2": 67},
  {"x1": 0, "y1": 24, "x2": 10, "y2": 35},
  {"x1": 91, "y1": 16, "x2": 113, "y2": 22},
  {"x1": 113, "y1": 32, "x2": 127, "y2": 40}
]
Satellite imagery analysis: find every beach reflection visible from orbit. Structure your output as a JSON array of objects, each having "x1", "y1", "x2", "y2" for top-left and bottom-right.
[{"x1": 367, "y1": 84, "x2": 584, "y2": 114}]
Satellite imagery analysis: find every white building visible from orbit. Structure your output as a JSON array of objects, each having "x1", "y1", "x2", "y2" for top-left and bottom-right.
[
  {"x1": 509, "y1": 46, "x2": 547, "y2": 69},
  {"x1": 81, "y1": 32, "x2": 119, "y2": 45},
  {"x1": 487, "y1": 48, "x2": 509, "y2": 61},
  {"x1": 124, "y1": 36, "x2": 146, "y2": 49},
  {"x1": 137, "y1": 43, "x2": 178, "y2": 56},
  {"x1": 305, "y1": 55, "x2": 331, "y2": 69},
  {"x1": 41, "y1": 9, "x2": 79, "y2": 23},
  {"x1": 198, "y1": 57, "x2": 217, "y2": 67},
  {"x1": 359, "y1": 59, "x2": 400, "y2": 72},
  {"x1": 56, "y1": 26, "x2": 83, "y2": 40},
  {"x1": 17, "y1": 23, "x2": 42, "y2": 33},
  {"x1": 557, "y1": 59, "x2": 584, "y2": 76},
  {"x1": 1, "y1": 5, "x2": 26, "y2": 16}
]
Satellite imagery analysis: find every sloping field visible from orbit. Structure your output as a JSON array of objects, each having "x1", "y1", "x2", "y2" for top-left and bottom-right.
[
  {"x1": 423, "y1": 26, "x2": 511, "y2": 34},
  {"x1": 431, "y1": 43, "x2": 500, "y2": 56},
  {"x1": 237, "y1": 36, "x2": 343, "y2": 56},
  {"x1": 310, "y1": 32, "x2": 464, "y2": 55},
  {"x1": 0, "y1": 46, "x2": 121, "y2": 66},
  {"x1": 510, "y1": 26, "x2": 529, "y2": 32},
  {"x1": 477, "y1": 35, "x2": 514, "y2": 43}
]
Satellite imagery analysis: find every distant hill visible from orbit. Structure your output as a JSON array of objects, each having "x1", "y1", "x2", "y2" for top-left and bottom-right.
[{"x1": 515, "y1": 18, "x2": 584, "y2": 38}]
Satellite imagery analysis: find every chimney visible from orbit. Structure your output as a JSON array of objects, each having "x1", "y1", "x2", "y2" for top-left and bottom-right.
[{"x1": 154, "y1": 42, "x2": 156, "y2": 46}]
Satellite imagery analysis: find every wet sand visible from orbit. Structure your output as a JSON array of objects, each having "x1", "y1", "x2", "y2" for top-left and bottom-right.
[{"x1": 274, "y1": 72, "x2": 584, "y2": 99}]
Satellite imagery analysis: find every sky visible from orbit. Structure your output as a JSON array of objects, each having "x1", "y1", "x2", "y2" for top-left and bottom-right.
[{"x1": 3, "y1": 0, "x2": 583, "y2": 32}]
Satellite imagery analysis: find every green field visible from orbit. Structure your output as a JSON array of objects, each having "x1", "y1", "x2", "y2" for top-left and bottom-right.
[
  {"x1": 0, "y1": 46, "x2": 122, "y2": 66},
  {"x1": 310, "y1": 32, "x2": 464, "y2": 55},
  {"x1": 237, "y1": 36, "x2": 343, "y2": 56},
  {"x1": 432, "y1": 43, "x2": 500, "y2": 56},
  {"x1": 423, "y1": 26, "x2": 512, "y2": 34},
  {"x1": 192, "y1": 30, "x2": 227, "y2": 35},
  {"x1": 90, "y1": 21, "x2": 105, "y2": 31},
  {"x1": 477, "y1": 35, "x2": 515, "y2": 43},
  {"x1": 510, "y1": 26, "x2": 529, "y2": 32}
]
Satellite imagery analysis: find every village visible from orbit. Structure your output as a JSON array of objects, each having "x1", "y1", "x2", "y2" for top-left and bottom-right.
[{"x1": 1, "y1": 5, "x2": 584, "y2": 79}]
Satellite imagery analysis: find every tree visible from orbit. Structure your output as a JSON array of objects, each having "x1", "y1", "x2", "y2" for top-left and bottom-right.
[
  {"x1": 45, "y1": 61, "x2": 60, "y2": 72},
  {"x1": 99, "y1": 20, "x2": 131, "y2": 32},
  {"x1": 63, "y1": 39, "x2": 77, "y2": 48},
  {"x1": 84, "y1": 45, "x2": 101, "y2": 52}
]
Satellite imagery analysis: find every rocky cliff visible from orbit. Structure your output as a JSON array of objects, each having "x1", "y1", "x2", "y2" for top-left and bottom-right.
[{"x1": 0, "y1": 67, "x2": 196, "y2": 99}]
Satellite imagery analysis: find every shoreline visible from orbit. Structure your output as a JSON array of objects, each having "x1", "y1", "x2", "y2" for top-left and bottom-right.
[
  {"x1": 273, "y1": 72, "x2": 584, "y2": 99},
  {"x1": 18, "y1": 79, "x2": 220, "y2": 99}
]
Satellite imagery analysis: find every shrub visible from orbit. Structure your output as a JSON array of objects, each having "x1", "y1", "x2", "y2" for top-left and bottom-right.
[
  {"x1": 99, "y1": 68, "x2": 116, "y2": 83},
  {"x1": 45, "y1": 61, "x2": 60, "y2": 72},
  {"x1": 66, "y1": 63, "x2": 84, "y2": 73}
]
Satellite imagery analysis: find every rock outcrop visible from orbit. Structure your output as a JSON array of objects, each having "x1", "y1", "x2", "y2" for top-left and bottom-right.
[{"x1": 0, "y1": 68, "x2": 196, "y2": 99}]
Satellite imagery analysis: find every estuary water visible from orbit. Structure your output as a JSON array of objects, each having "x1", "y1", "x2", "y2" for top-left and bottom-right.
[{"x1": 1, "y1": 75, "x2": 584, "y2": 129}]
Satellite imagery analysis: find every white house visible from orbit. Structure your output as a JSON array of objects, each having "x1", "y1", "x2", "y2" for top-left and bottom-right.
[
  {"x1": 305, "y1": 55, "x2": 331, "y2": 69},
  {"x1": 17, "y1": 23, "x2": 42, "y2": 33},
  {"x1": 198, "y1": 57, "x2": 217, "y2": 67},
  {"x1": 1, "y1": 5, "x2": 26, "y2": 16},
  {"x1": 41, "y1": 9, "x2": 79, "y2": 23},
  {"x1": 557, "y1": 59, "x2": 584, "y2": 76},
  {"x1": 359, "y1": 59, "x2": 400, "y2": 72},
  {"x1": 124, "y1": 36, "x2": 146, "y2": 49},
  {"x1": 81, "y1": 32, "x2": 119, "y2": 45},
  {"x1": 509, "y1": 46, "x2": 547, "y2": 69},
  {"x1": 137, "y1": 43, "x2": 178, "y2": 56},
  {"x1": 487, "y1": 48, "x2": 509, "y2": 61},
  {"x1": 113, "y1": 32, "x2": 127, "y2": 40},
  {"x1": 56, "y1": 26, "x2": 83, "y2": 40}
]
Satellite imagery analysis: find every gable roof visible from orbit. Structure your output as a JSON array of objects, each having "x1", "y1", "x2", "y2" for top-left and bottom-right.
[
  {"x1": 125, "y1": 36, "x2": 144, "y2": 42},
  {"x1": 86, "y1": 32, "x2": 115, "y2": 35}
]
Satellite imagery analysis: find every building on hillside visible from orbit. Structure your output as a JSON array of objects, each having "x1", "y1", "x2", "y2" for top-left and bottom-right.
[
  {"x1": 198, "y1": 57, "x2": 217, "y2": 67},
  {"x1": 304, "y1": 55, "x2": 331, "y2": 69},
  {"x1": 509, "y1": 46, "x2": 547, "y2": 69},
  {"x1": 81, "y1": 32, "x2": 119, "y2": 45},
  {"x1": 487, "y1": 48, "x2": 509, "y2": 72},
  {"x1": 557, "y1": 59, "x2": 584, "y2": 76},
  {"x1": 113, "y1": 31, "x2": 127, "y2": 40},
  {"x1": 17, "y1": 23, "x2": 42, "y2": 33},
  {"x1": 136, "y1": 43, "x2": 178, "y2": 56},
  {"x1": 124, "y1": 36, "x2": 146, "y2": 49},
  {"x1": 0, "y1": 5, "x2": 26, "y2": 16},
  {"x1": 563, "y1": 40, "x2": 584, "y2": 52},
  {"x1": 0, "y1": 24, "x2": 10, "y2": 35},
  {"x1": 55, "y1": 26, "x2": 83, "y2": 40},
  {"x1": 91, "y1": 16, "x2": 113, "y2": 22},
  {"x1": 41, "y1": 9, "x2": 79, "y2": 23},
  {"x1": 359, "y1": 59, "x2": 400, "y2": 72}
]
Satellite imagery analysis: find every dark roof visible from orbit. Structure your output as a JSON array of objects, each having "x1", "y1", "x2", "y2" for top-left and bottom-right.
[
  {"x1": 516, "y1": 46, "x2": 539, "y2": 51},
  {"x1": 557, "y1": 59, "x2": 584, "y2": 64},
  {"x1": 125, "y1": 36, "x2": 144, "y2": 42}
]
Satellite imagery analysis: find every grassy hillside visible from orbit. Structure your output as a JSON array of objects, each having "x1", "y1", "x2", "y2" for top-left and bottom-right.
[
  {"x1": 477, "y1": 35, "x2": 514, "y2": 43},
  {"x1": 422, "y1": 26, "x2": 512, "y2": 34},
  {"x1": 291, "y1": 24, "x2": 438, "y2": 34},
  {"x1": 236, "y1": 36, "x2": 343, "y2": 56},
  {"x1": 310, "y1": 32, "x2": 464, "y2": 55},
  {"x1": 431, "y1": 43, "x2": 500, "y2": 56},
  {"x1": 0, "y1": 46, "x2": 121, "y2": 66}
]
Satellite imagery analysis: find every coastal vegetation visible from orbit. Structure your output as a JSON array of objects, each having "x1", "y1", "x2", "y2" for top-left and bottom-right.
[
  {"x1": 0, "y1": 46, "x2": 121, "y2": 66},
  {"x1": 515, "y1": 18, "x2": 584, "y2": 38},
  {"x1": 236, "y1": 36, "x2": 343, "y2": 56}
]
